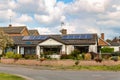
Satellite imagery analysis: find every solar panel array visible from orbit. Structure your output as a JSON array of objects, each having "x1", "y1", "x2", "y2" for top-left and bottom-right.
[
  {"x1": 22, "y1": 36, "x2": 48, "y2": 40},
  {"x1": 62, "y1": 34, "x2": 93, "y2": 40}
]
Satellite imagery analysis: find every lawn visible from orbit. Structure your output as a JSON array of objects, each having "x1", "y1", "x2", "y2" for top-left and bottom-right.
[{"x1": 0, "y1": 73, "x2": 26, "y2": 80}]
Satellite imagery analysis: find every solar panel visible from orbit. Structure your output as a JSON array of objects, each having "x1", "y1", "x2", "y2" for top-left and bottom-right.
[
  {"x1": 26, "y1": 42, "x2": 32, "y2": 44},
  {"x1": 22, "y1": 35, "x2": 48, "y2": 40},
  {"x1": 22, "y1": 36, "x2": 30, "y2": 40},
  {"x1": 62, "y1": 34, "x2": 93, "y2": 40},
  {"x1": 35, "y1": 36, "x2": 48, "y2": 40}
]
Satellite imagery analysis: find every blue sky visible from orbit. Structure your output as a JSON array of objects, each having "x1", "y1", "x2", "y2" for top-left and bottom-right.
[
  {"x1": 0, "y1": 0, "x2": 120, "y2": 40},
  {"x1": 57, "y1": 0, "x2": 74, "y2": 3}
]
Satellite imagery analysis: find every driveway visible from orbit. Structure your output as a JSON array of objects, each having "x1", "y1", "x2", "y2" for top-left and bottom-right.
[{"x1": 0, "y1": 64, "x2": 120, "y2": 80}]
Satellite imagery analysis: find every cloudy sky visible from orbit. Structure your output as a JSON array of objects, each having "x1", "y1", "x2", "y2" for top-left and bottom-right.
[{"x1": 0, "y1": 0, "x2": 120, "y2": 39}]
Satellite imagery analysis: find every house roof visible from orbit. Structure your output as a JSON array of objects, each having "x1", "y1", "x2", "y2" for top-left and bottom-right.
[
  {"x1": 109, "y1": 42, "x2": 120, "y2": 46},
  {"x1": 12, "y1": 33, "x2": 98, "y2": 46},
  {"x1": 12, "y1": 36, "x2": 40, "y2": 45},
  {"x1": 28, "y1": 30, "x2": 39, "y2": 35},
  {"x1": 98, "y1": 38, "x2": 110, "y2": 46},
  {"x1": 0, "y1": 26, "x2": 26, "y2": 34}
]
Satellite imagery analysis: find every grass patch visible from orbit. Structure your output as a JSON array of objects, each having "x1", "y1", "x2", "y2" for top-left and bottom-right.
[
  {"x1": 56, "y1": 65, "x2": 120, "y2": 71},
  {"x1": 0, "y1": 73, "x2": 26, "y2": 80}
]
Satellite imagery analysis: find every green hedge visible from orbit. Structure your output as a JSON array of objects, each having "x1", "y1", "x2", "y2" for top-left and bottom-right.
[{"x1": 101, "y1": 47, "x2": 114, "y2": 53}]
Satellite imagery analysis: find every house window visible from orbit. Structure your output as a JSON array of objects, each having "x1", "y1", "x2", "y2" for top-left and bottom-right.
[
  {"x1": 74, "y1": 46, "x2": 89, "y2": 53},
  {"x1": 24, "y1": 47, "x2": 36, "y2": 55},
  {"x1": 42, "y1": 46, "x2": 61, "y2": 55}
]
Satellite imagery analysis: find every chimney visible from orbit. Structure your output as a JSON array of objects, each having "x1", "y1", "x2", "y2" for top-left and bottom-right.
[
  {"x1": 60, "y1": 29, "x2": 67, "y2": 35},
  {"x1": 101, "y1": 33, "x2": 104, "y2": 40}
]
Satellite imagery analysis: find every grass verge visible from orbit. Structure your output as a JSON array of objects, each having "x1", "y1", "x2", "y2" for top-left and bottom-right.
[
  {"x1": 54, "y1": 65, "x2": 120, "y2": 71},
  {"x1": 0, "y1": 73, "x2": 26, "y2": 80}
]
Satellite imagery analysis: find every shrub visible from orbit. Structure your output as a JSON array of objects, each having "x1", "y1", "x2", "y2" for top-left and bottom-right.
[
  {"x1": 24, "y1": 54, "x2": 38, "y2": 59},
  {"x1": 84, "y1": 53, "x2": 91, "y2": 60},
  {"x1": 94, "y1": 55, "x2": 102, "y2": 63},
  {"x1": 75, "y1": 60, "x2": 79, "y2": 65},
  {"x1": 13, "y1": 54, "x2": 22, "y2": 59},
  {"x1": 5, "y1": 51, "x2": 14, "y2": 58},
  {"x1": 77, "y1": 54, "x2": 84, "y2": 60},
  {"x1": 110, "y1": 56, "x2": 118, "y2": 61},
  {"x1": 112, "y1": 51, "x2": 120, "y2": 56},
  {"x1": 60, "y1": 54, "x2": 72, "y2": 59},
  {"x1": 70, "y1": 49, "x2": 80, "y2": 60}
]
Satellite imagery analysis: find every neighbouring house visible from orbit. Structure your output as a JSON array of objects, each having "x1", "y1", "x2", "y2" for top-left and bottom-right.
[
  {"x1": 0, "y1": 24, "x2": 39, "y2": 36},
  {"x1": 28, "y1": 30, "x2": 39, "y2": 36},
  {"x1": 108, "y1": 37, "x2": 120, "y2": 52},
  {"x1": 0, "y1": 24, "x2": 29, "y2": 36},
  {"x1": 0, "y1": 24, "x2": 40, "y2": 55},
  {"x1": 98, "y1": 33, "x2": 111, "y2": 52}
]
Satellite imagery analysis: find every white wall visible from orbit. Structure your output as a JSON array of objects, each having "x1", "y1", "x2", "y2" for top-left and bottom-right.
[
  {"x1": 36, "y1": 45, "x2": 40, "y2": 57},
  {"x1": 89, "y1": 44, "x2": 97, "y2": 53},
  {"x1": 66, "y1": 45, "x2": 74, "y2": 54},
  {"x1": 110, "y1": 46, "x2": 120, "y2": 52}
]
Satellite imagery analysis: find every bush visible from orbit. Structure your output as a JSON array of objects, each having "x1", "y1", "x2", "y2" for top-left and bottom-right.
[
  {"x1": 77, "y1": 54, "x2": 84, "y2": 60},
  {"x1": 112, "y1": 51, "x2": 120, "y2": 56},
  {"x1": 75, "y1": 60, "x2": 79, "y2": 65},
  {"x1": 13, "y1": 54, "x2": 22, "y2": 59},
  {"x1": 70, "y1": 49, "x2": 80, "y2": 60},
  {"x1": 84, "y1": 53, "x2": 91, "y2": 60},
  {"x1": 110, "y1": 56, "x2": 118, "y2": 61},
  {"x1": 5, "y1": 51, "x2": 14, "y2": 58},
  {"x1": 94, "y1": 55, "x2": 102, "y2": 62},
  {"x1": 24, "y1": 54, "x2": 38, "y2": 59},
  {"x1": 60, "y1": 54, "x2": 72, "y2": 59}
]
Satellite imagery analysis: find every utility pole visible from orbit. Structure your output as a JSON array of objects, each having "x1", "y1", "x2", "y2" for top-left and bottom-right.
[{"x1": 10, "y1": 16, "x2": 12, "y2": 24}]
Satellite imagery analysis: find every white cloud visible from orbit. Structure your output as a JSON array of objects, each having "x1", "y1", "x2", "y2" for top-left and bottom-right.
[
  {"x1": 0, "y1": 9, "x2": 16, "y2": 20},
  {"x1": 97, "y1": 20, "x2": 120, "y2": 27},
  {"x1": 35, "y1": 27, "x2": 52, "y2": 34},
  {"x1": 112, "y1": 5, "x2": 120, "y2": 11},
  {"x1": 60, "y1": 23, "x2": 76, "y2": 34},
  {"x1": 34, "y1": 0, "x2": 66, "y2": 24},
  {"x1": 98, "y1": 11, "x2": 120, "y2": 20},
  {"x1": 10, "y1": 23, "x2": 26, "y2": 26},
  {"x1": 0, "y1": 0, "x2": 120, "y2": 39},
  {"x1": 65, "y1": 0, "x2": 109, "y2": 14},
  {"x1": 16, "y1": 14, "x2": 33, "y2": 23},
  {"x1": 17, "y1": 0, "x2": 33, "y2": 4},
  {"x1": 9, "y1": 0, "x2": 17, "y2": 9}
]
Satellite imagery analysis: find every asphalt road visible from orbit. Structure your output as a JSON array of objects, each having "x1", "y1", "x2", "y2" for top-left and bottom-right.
[{"x1": 0, "y1": 64, "x2": 120, "y2": 80}]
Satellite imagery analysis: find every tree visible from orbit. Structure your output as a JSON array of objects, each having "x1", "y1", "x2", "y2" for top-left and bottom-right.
[{"x1": 0, "y1": 30, "x2": 13, "y2": 55}]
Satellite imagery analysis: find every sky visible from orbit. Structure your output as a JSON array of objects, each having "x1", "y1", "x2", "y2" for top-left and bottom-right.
[{"x1": 0, "y1": 0, "x2": 120, "y2": 39}]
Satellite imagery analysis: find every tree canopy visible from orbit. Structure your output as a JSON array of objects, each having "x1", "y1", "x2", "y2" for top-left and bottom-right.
[{"x1": 0, "y1": 30, "x2": 13, "y2": 54}]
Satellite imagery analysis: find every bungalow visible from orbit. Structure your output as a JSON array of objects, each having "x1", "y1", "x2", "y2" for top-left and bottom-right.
[{"x1": 10, "y1": 28, "x2": 100, "y2": 58}]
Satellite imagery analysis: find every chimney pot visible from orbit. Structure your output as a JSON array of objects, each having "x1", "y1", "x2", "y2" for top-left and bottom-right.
[{"x1": 9, "y1": 24, "x2": 12, "y2": 27}]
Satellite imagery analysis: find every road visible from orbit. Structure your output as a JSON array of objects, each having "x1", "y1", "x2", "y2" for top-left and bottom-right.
[{"x1": 0, "y1": 64, "x2": 120, "y2": 80}]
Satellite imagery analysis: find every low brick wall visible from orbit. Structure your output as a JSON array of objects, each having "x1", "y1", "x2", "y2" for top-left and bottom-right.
[{"x1": 1, "y1": 58, "x2": 120, "y2": 66}]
